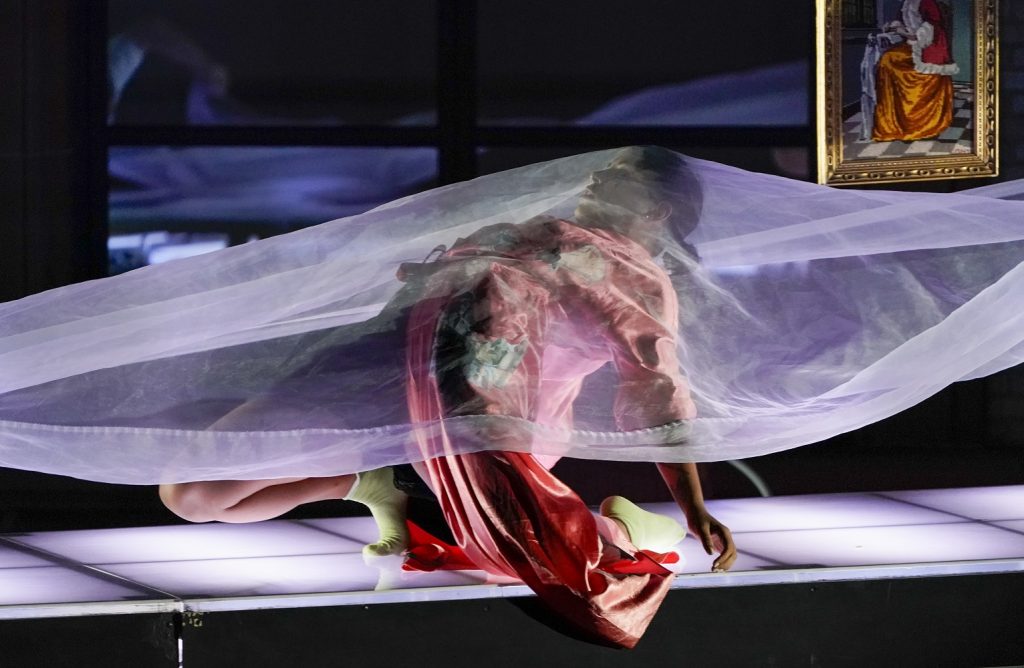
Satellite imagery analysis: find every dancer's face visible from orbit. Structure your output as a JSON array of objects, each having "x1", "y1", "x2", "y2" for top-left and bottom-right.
[{"x1": 575, "y1": 157, "x2": 671, "y2": 253}]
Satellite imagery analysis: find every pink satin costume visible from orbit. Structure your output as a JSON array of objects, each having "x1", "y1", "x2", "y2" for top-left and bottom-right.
[{"x1": 404, "y1": 218, "x2": 696, "y2": 648}]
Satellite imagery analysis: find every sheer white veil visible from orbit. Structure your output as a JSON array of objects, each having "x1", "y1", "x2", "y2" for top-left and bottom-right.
[{"x1": 1, "y1": 147, "x2": 1022, "y2": 483}]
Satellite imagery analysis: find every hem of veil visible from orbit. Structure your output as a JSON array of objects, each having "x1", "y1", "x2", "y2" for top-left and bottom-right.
[{"x1": 0, "y1": 415, "x2": 698, "y2": 446}]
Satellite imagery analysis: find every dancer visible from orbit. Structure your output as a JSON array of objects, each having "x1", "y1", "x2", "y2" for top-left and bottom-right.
[{"x1": 157, "y1": 148, "x2": 736, "y2": 646}]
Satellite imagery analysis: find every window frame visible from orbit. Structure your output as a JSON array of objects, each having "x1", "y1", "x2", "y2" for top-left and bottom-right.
[{"x1": 100, "y1": 0, "x2": 814, "y2": 258}]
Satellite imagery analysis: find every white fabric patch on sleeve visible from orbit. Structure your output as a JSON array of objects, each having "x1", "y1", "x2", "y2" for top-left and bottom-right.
[
  {"x1": 464, "y1": 335, "x2": 529, "y2": 389},
  {"x1": 555, "y1": 245, "x2": 607, "y2": 283}
]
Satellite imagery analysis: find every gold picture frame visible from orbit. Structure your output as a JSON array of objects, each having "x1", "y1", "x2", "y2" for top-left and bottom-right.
[{"x1": 816, "y1": 0, "x2": 998, "y2": 185}]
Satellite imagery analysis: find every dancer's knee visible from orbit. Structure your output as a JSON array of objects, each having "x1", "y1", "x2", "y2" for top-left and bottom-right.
[{"x1": 159, "y1": 482, "x2": 223, "y2": 523}]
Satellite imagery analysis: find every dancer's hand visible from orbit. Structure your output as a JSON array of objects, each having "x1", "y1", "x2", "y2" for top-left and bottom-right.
[
  {"x1": 686, "y1": 507, "x2": 736, "y2": 572},
  {"x1": 655, "y1": 462, "x2": 738, "y2": 572}
]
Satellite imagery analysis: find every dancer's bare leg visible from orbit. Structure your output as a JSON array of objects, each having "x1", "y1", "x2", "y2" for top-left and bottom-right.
[
  {"x1": 157, "y1": 396, "x2": 358, "y2": 524},
  {"x1": 159, "y1": 470, "x2": 409, "y2": 556},
  {"x1": 159, "y1": 475, "x2": 354, "y2": 524}
]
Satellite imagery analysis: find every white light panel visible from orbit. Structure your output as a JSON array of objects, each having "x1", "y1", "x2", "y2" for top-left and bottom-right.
[
  {"x1": 882, "y1": 486, "x2": 1024, "y2": 522},
  {"x1": 0, "y1": 544, "x2": 55, "y2": 569},
  {"x1": 0, "y1": 566, "x2": 146, "y2": 606},
  {"x1": 1, "y1": 485, "x2": 1021, "y2": 618},
  {"x1": 100, "y1": 552, "x2": 485, "y2": 599},
  {"x1": 700, "y1": 493, "x2": 960, "y2": 532},
  {"x1": 734, "y1": 521, "x2": 1024, "y2": 567},
  {"x1": 17, "y1": 520, "x2": 364, "y2": 565}
]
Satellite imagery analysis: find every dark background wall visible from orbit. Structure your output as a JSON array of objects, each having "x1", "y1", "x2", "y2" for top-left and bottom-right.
[
  {"x1": 0, "y1": 1, "x2": 106, "y2": 304},
  {"x1": 0, "y1": 0, "x2": 1021, "y2": 531}
]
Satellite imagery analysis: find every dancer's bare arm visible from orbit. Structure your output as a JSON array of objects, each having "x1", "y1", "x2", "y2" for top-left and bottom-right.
[{"x1": 656, "y1": 462, "x2": 737, "y2": 572}]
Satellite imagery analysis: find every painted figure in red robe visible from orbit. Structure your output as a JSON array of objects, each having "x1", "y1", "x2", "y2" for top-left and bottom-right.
[{"x1": 873, "y1": 0, "x2": 960, "y2": 142}]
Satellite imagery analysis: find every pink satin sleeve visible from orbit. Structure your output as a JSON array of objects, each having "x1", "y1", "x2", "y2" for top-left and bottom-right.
[{"x1": 598, "y1": 255, "x2": 697, "y2": 432}]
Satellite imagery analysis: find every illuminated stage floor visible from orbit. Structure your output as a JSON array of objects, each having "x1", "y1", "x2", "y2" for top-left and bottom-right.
[{"x1": 1, "y1": 484, "x2": 1022, "y2": 620}]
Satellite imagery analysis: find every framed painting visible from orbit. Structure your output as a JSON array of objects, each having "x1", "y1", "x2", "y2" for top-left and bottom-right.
[{"x1": 816, "y1": 0, "x2": 998, "y2": 185}]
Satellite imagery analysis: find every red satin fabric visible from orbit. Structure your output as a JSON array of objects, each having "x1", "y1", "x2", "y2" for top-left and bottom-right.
[
  {"x1": 404, "y1": 520, "x2": 679, "y2": 574},
  {"x1": 404, "y1": 220, "x2": 687, "y2": 648},
  {"x1": 918, "y1": 0, "x2": 953, "y2": 67}
]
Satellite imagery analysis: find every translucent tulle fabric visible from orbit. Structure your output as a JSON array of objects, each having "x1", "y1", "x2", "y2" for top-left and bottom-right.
[{"x1": 1, "y1": 147, "x2": 1022, "y2": 484}]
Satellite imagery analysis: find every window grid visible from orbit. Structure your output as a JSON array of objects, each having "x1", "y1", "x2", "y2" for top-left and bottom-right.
[{"x1": 102, "y1": 0, "x2": 813, "y2": 188}]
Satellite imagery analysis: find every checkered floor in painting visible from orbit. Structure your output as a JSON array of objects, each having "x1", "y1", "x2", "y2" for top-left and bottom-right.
[{"x1": 843, "y1": 83, "x2": 974, "y2": 161}]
